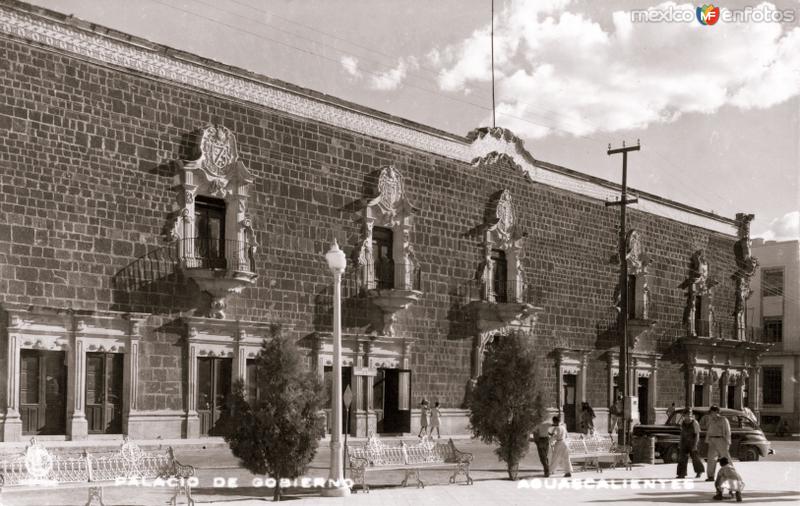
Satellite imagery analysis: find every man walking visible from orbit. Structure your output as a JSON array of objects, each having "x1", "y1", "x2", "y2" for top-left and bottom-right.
[
  {"x1": 705, "y1": 405, "x2": 731, "y2": 481},
  {"x1": 532, "y1": 417, "x2": 553, "y2": 477},
  {"x1": 676, "y1": 409, "x2": 704, "y2": 478}
]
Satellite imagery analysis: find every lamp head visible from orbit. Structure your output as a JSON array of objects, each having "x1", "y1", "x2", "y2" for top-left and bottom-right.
[{"x1": 325, "y1": 239, "x2": 347, "y2": 273}]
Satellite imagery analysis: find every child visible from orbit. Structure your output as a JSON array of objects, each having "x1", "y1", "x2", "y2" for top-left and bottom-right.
[
  {"x1": 418, "y1": 399, "x2": 429, "y2": 438},
  {"x1": 713, "y1": 457, "x2": 744, "y2": 502},
  {"x1": 430, "y1": 401, "x2": 441, "y2": 438}
]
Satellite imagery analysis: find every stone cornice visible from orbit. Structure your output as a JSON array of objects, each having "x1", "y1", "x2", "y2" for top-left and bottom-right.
[{"x1": 0, "y1": 1, "x2": 738, "y2": 237}]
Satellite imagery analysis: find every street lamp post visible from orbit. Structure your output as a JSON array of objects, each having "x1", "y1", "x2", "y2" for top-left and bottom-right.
[{"x1": 322, "y1": 240, "x2": 351, "y2": 497}]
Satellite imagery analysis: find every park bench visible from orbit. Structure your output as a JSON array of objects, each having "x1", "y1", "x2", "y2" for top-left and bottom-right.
[
  {"x1": 0, "y1": 437, "x2": 195, "y2": 506},
  {"x1": 347, "y1": 435, "x2": 473, "y2": 492},
  {"x1": 565, "y1": 433, "x2": 631, "y2": 472}
]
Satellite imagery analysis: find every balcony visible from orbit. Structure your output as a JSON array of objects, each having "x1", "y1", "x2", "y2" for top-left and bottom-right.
[
  {"x1": 113, "y1": 238, "x2": 256, "y2": 319},
  {"x1": 364, "y1": 258, "x2": 423, "y2": 337},
  {"x1": 463, "y1": 279, "x2": 542, "y2": 333},
  {"x1": 178, "y1": 237, "x2": 258, "y2": 318}
]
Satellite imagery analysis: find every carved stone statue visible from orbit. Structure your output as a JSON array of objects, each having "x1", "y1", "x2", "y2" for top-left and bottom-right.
[
  {"x1": 732, "y1": 213, "x2": 759, "y2": 339},
  {"x1": 679, "y1": 249, "x2": 718, "y2": 337}
]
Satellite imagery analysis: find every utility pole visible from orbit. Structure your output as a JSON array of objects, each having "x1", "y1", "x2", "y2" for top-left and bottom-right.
[
  {"x1": 605, "y1": 140, "x2": 640, "y2": 447},
  {"x1": 491, "y1": 0, "x2": 496, "y2": 128}
]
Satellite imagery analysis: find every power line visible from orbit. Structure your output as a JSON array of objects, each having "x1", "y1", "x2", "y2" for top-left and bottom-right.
[{"x1": 145, "y1": 0, "x2": 749, "y2": 219}]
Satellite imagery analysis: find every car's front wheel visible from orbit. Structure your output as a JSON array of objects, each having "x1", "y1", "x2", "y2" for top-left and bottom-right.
[{"x1": 739, "y1": 447, "x2": 759, "y2": 462}]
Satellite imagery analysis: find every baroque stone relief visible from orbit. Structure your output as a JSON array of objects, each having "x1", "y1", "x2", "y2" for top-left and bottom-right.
[
  {"x1": 679, "y1": 249, "x2": 719, "y2": 337},
  {"x1": 476, "y1": 190, "x2": 527, "y2": 303},
  {"x1": 732, "y1": 213, "x2": 759, "y2": 340},
  {"x1": 357, "y1": 166, "x2": 419, "y2": 292}
]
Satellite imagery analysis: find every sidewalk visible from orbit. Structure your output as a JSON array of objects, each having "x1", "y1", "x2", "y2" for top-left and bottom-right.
[{"x1": 1, "y1": 439, "x2": 797, "y2": 505}]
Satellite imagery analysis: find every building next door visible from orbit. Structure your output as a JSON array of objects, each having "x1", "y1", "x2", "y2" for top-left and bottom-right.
[
  {"x1": 637, "y1": 377, "x2": 649, "y2": 424},
  {"x1": 375, "y1": 368, "x2": 411, "y2": 434},
  {"x1": 562, "y1": 374, "x2": 577, "y2": 432},
  {"x1": 86, "y1": 352, "x2": 124, "y2": 434},
  {"x1": 197, "y1": 357, "x2": 232, "y2": 436},
  {"x1": 20, "y1": 350, "x2": 67, "y2": 435}
]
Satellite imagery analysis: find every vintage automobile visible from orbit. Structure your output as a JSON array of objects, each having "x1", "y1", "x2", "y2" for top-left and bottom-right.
[{"x1": 631, "y1": 407, "x2": 774, "y2": 463}]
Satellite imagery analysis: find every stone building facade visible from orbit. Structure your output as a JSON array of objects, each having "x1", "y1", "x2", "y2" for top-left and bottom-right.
[{"x1": 0, "y1": 1, "x2": 772, "y2": 442}]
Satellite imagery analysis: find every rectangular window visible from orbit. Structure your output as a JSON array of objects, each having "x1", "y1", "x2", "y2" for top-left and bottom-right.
[
  {"x1": 762, "y1": 367, "x2": 782, "y2": 405},
  {"x1": 372, "y1": 227, "x2": 394, "y2": 289},
  {"x1": 762, "y1": 269, "x2": 784, "y2": 296},
  {"x1": 763, "y1": 318, "x2": 783, "y2": 343},
  {"x1": 194, "y1": 196, "x2": 226, "y2": 268},
  {"x1": 491, "y1": 249, "x2": 508, "y2": 303},
  {"x1": 246, "y1": 359, "x2": 259, "y2": 404}
]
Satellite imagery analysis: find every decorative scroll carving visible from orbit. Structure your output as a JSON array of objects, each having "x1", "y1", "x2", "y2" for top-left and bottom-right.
[{"x1": 732, "y1": 213, "x2": 759, "y2": 340}]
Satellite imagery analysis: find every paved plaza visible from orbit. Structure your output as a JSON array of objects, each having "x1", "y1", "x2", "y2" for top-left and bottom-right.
[{"x1": 1, "y1": 438, "x2": 798, "y2": 506}]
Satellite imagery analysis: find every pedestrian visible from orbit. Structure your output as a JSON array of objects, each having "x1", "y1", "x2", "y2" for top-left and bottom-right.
[
  {"x1": 532, "y1": 417, "x2": 553, "y2": 477},
  {"x1": 430, "y1": 401, "x2": 441, "y2": 438},
  {"x1": 713, "y1": 457, "x2": 744, "y2": 502},
  {"x1": 666, "y1": 402, "x2": 676, "y2": 420},
  {"x1": 675, "y1": 409, "x2": 704, "y2": 479},
  {"x1": 580, "y1": 402, "x2": 596, "y2": 435},
  {"x1": 609, "y1": 394, "x2": 623, "y2": 435},
  {"x1": 548, "y1": 416, "x2": 573, "y2": 478},
  {"x1": 418, "y1": 399, "x2": 429, "y2": 438},
  {"x1": 704, "y1": 405, "x2": 731, "y2": 482}
]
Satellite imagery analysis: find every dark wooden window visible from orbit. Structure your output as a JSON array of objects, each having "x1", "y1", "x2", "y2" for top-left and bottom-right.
[
  {"x1": 762, "y1": 367, "x2": 782, "y2": 405},
  {"x1": 372, "y1": 227, "x2": 394, "y2": 289},
  {"x1": 194, "y1": 196, "x2": 226, "y2": 267},
  {"x1": 246, "y1": 359, "x2": 259, "y2": 404},
  {"x1": 491, "y1": 249, "x2": 508, "y2": 303}
]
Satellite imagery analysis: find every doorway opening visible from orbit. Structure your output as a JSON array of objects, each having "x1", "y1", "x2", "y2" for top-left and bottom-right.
[
  {"x1": 197, "y1": 357, "x2": 232, "y2": 436},
  {"x1": 374, "y1": 368, "x2": 411, "y2": 434},
  {"x1": 20, "y1": 350, "x2": 67, "y2": 435},
  {"x1": 86, "y1": 352, "x2": 123, "y2": 434}
]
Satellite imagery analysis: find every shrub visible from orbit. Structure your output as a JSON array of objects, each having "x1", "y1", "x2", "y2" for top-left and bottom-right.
[
  {"x1": 468, "y1": 332, "x2": 546, "y2": 480},
  {"x1": 225, "y1": 328, "x2": 325, "y2": 501}
]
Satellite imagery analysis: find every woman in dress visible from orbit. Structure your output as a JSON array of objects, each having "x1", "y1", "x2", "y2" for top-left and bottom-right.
[{"x1": 548, "y1": 416, "x2": 573, "y2": 477}]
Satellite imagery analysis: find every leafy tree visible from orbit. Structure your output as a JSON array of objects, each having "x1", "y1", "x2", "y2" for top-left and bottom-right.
[
  {"x1": 225, "y1": 328, "x2": 325, "y2": 501},
  {"x1": 468, "y1": 332, "x2": 546, "y2": 480}
]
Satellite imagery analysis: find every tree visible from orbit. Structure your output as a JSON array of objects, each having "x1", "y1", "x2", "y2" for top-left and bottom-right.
[
  {"x1": 468, "y1": 332, "x2": 546, "y2": 480},
  {"x1": 225, "y1": 327, "x2": 325, "y2": 501}
]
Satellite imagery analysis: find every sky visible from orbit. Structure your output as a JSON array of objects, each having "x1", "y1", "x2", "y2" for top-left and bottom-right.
[{"x1": 26, "y1": 0, "x2": 800, "y2": 241}]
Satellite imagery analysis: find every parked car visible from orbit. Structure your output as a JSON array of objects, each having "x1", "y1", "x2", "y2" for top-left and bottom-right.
[{"x1": 632, "y1": 407, "x2": 774, "y2": 463}]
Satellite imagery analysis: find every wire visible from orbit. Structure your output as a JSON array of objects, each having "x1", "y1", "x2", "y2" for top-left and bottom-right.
[{"x1": 144, "y1": 0, "x2": 751, "y2": 218}]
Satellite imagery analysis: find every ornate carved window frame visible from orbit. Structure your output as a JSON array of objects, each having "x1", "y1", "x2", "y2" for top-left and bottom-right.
[
  {"x1": 356, "y1": 166, "x2": 419, "y2": 291},
  {"x1": 623, "y1": 230, "x2": 652, "y2": 319},
  {"x1": 169, "y1": 125, "x2": 257, "y2": 273},
  {"x1": 476, "y1": 190, "x2": 527, "y2": 303},
  {"x1": 680, "y1": 249, "x2": 719, "y2": 337}
]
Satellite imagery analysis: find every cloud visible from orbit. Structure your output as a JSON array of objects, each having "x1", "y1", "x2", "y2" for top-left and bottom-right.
[
  {"x1": 431, "y1": 0, "x2": 800, "y2": 138},
  {"x1": 340, "y1": 55, "x2": 362, "y2": 79},
  {"x1": 756, "y1": 211, "x2": 800, "y2": 241},
  {"x1": 368, "y1": 57, "x2": 418, "y2": 91}
]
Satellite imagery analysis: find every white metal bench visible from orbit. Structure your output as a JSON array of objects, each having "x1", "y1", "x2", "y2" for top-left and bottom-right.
[
  {"x1": 347, "y1": 435, "x2": 473, "y2": 492},
  {"x1": 0, "y1": 437, "x2": 196, "y2": 505},
  {"x1": 566, "y1": 433, "x2": 631, "y2": 472}
]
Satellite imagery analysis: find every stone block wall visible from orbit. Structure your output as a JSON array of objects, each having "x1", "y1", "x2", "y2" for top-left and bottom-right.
[{"x1": 0, "y1": 33, "x2": 740, "y2": 419}]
